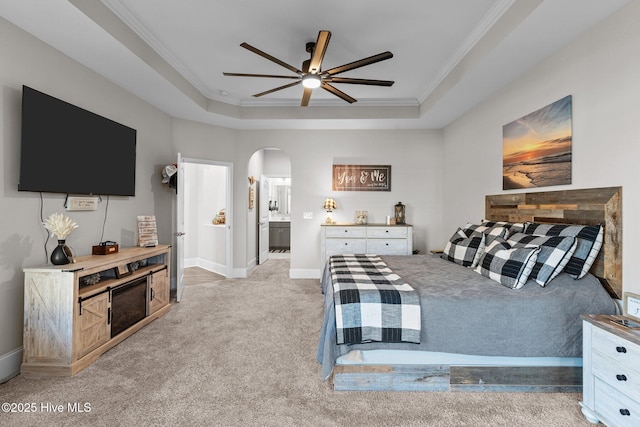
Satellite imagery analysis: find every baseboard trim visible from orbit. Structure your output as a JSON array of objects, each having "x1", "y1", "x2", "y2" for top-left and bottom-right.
[
  {"x1": 187, "y1": 258, "x2": 226, "y2": 276},
  {"x1": 232, "y1": 268, "x2": 247, "y2": 278},
  {"x1": 0, "y1": 347, "x2": 22, "y2": 384}
]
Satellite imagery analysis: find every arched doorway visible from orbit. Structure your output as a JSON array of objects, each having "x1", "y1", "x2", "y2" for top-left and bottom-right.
[{"x1": 247, "y1": 148, "x2": 291, "y2": 268}]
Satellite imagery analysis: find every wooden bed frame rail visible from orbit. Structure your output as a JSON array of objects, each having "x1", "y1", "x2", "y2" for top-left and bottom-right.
[{"x1": 332, "y1": 365, "x2": 582, "y2": 392}]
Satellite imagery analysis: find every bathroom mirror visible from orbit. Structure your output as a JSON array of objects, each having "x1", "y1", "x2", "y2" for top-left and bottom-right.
[{"x1": 269, "y1": 177, "x2": 291, "y2": 219}]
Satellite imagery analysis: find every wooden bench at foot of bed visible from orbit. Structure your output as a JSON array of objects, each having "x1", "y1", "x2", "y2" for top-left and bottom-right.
[{"x1": 332, "y1": 365, "x2": 582, "y2": 392}]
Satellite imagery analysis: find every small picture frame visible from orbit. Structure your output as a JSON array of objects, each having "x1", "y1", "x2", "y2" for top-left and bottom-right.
[
  {"x1": 623, "y1": 292, "x2": 640, "y2": 322},
  {"x1": 249, "y1": 187, "x2": 255, "y2": 210},
  {"x1": 115, "y1": 264, "x2": 131, "y2": 278}
]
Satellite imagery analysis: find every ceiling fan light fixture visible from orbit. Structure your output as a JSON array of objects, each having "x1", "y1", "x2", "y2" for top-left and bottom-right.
[
  {"x1": 223, "y1": 31, "x2": 394, "y2": 105},
  {"x1": 302, "y1": 74, "x2": 322, "y2": 89}
]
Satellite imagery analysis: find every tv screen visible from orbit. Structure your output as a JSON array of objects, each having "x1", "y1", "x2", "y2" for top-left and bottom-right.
[{"x1": 19, "y1": 86, "x2": 137, "y2": 196}]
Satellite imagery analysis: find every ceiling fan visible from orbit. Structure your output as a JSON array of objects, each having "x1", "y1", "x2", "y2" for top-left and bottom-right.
[{"x1": 223, "y1": 30, "x2": 394, "y2": 106}]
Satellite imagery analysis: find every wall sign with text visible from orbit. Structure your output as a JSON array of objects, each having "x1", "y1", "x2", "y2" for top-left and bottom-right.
[{"x1": 332, "y1": 165, "x2": 391, "y2": 191}]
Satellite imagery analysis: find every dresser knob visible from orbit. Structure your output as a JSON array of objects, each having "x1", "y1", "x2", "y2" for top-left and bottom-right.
[
  {"x1": 619, "y1": 409, "x2": 631, "y2": 416},
  {"x1": 616, "y1": 374, "x2": 628, "y2": 381},
  {"x1": 385, "y1": 230, "x2": 389, "y2": 233},
  {"x1": 616, "y1": 346, "x2": 627, "y2": 353}
]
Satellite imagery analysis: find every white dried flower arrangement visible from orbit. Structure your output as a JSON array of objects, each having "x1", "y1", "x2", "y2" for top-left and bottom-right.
[{"x1": 43, "y1": 213, "x2": 79, "y2": 240}]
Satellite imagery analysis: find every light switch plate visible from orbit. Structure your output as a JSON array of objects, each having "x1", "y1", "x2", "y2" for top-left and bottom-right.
[{"x1": 303, "y1": 212, "x2": 313, "y2": 220}]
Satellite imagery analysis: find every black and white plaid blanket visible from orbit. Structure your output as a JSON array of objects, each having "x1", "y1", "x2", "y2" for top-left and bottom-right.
[{"x1": 329, "y1": 254, "x2": 421, "y2": 345}]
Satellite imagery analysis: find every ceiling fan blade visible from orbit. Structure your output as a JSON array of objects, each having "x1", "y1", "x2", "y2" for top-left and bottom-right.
[
  {"x1": 301, "y1": 87, "x2": 313, "y2": 107},
  {"x1": 325, "y1": 77, "x2": 394, "y2": 86},
  {"x1": 308, "y1": 30, "x2": 331, "y2": 75},
  {"x1": 253, "y1": 81, "x2": 301, "y2": 98},
  {"x1": 240, "y1": 42, "x2": 303, "y2": 75},
  {"x1": 223, "y1": 72, "x2": 300, "y2": 79},
  {"x1": 321, "y1": 82, "x2": 357, "y2": 104},
  {"x1": 323, "y1": 51, "x2": 393, "y2": 76}
]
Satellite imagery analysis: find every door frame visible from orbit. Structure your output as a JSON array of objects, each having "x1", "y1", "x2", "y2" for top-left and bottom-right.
[
  {"x1": 176, "y1": 156, "x2": 234, "y2": 301},
  {"x1": 258, "y1": 175, "x2": 270, "y2": 264}
]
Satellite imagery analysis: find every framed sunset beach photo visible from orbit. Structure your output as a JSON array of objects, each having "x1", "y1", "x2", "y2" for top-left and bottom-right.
[{"x1": 502, "y1": 95, "x2": 572, "y2": 190}]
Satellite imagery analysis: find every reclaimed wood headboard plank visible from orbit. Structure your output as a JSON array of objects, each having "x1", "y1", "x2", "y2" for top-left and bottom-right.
[{"x1": 486, "y1": 187, "x2": 622, "y2": 299}]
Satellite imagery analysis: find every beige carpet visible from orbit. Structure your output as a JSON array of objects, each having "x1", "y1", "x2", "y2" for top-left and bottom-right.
[{"x1": 0, "y1": 260, "x2": 595, "y2": 426}]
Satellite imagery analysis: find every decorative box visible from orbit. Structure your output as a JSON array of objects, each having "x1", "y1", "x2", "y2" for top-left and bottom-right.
[{"x1": 92, "y1": 244, "x2": 119, "y2": 255}]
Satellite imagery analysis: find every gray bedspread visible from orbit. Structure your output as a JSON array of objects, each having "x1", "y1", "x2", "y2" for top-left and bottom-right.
[{"x1": 317, "y1": 254, "x2": 619, "y2": 380}]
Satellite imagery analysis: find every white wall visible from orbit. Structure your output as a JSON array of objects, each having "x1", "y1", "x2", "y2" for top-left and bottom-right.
[
  {"x1": 198, "y1": 166, "x2": 227, "y2": 269},
  {"x1": 263, "y1": 149, "x2": 291, "y2": 176},
  {"x1": 237, "y1": 129, "x2": 444, "y2": 277},
  {"x1": 183, "y1": 163, "x2": 227, "y2": 274},
  {"x1": 442, "y1": 1, "x2": 640, "y2": 294},
  {"x1": 172, "y1": 126, "x2": 444, "y2": 277},
  {"x1": 0, "y1": 17, "x2": 174, "y2": 380}
]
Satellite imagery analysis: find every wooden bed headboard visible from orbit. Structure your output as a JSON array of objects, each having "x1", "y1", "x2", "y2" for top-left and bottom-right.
[{"x1": 485, "y1": 187, "x2": 622, "y2": 299}]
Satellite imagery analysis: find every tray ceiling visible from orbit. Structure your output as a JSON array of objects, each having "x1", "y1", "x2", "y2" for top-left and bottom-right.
[{"x1": 0, "y1": 0, "x2": 631, "y2": 129}]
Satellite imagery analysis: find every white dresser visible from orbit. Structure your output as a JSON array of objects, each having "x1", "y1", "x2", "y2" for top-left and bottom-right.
[
  {"x1": 581, "y1": 315, "x2": 640, "y2": 427},
  {"x1": 320, "y1": 224, "x2": 413, "y2": 263}
]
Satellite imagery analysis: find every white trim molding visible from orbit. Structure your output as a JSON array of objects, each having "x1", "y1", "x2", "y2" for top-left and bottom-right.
[{"x1": 0, "y1": 347, "x2": 22, "y2": 384}]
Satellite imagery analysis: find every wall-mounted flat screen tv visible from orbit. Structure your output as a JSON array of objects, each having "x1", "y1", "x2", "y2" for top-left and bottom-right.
[{"x1": 19, "y1": 85, "x2": 137, "y2": 196}]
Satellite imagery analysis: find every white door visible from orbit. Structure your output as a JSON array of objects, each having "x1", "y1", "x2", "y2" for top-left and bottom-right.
[
  {"x1": 176, "y1": 153, "x2": 185, "y2": 302},
  {"x1": 258, "y1": 175, "x2": 270, "y2": 264}
]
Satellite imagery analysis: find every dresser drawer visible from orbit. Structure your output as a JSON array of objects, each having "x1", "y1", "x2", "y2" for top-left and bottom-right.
[
  {"x1": 366, "y1": 226, "x2": 408, "y2": 239},
  {"x1": 366, "y1": 239, "x2": 408, "y2": 255},
  {"x1": 325, "y1": 238, "x2": 366, "y2": 255},
  {"x1": 324, "y1": 227, "x2": 366, "y2": 238},
  {"x1": 592, "y1": 350, "x2": 640, "y2": 397},
  {"x1": 594, "y1": 379, "x2": 640, "y2": 427},
  {"x1": 592, "y1": 326, "x2": 640, "y2": 365}
]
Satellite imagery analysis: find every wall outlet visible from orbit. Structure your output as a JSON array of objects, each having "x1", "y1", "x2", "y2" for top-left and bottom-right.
[
  {"x1": 303, "y1": 212, "x2": 313, "y2": 220},
  {"x1": 66, "y1": 196, "x2": 98, "y2": 211}
]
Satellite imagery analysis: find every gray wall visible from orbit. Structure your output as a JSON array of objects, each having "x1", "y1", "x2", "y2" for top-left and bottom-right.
[{"x1": 0, "y1": 17, "x2": 174, "y2": 380}]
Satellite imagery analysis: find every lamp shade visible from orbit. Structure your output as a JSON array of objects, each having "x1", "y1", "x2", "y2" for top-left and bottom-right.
[{"x1": 323, "y1": 198, "x2": 337, "y2": 211}]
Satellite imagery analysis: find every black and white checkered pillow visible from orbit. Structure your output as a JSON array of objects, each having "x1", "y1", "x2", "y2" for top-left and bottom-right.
[
  {"x1": 523, "y1": 222, "x2": 603, "y2": 279},
  {"x1": 474, "y1": 237, "x2": 540, "y2": 289},
  {"x1": 507, "y1": 233, "x2": 578, "y2": 286},
  {"x1": 463, "y1": 223, "x2": 509, "y2": 244},
  {"x1": 441, "y1": 228, "x2": 485, "y2": 267},
  {"x1": 481, "y1": 220, "x2": 525, "y2": 238}
]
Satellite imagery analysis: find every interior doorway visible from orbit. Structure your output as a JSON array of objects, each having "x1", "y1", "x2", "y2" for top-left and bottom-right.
[
  {"x1": 248, "y1": 148, "x2": 291, "y2": 267},
  {"x1": 266, "y1": 176, "x2": 291, "y2": 260},
  {"x1": 177, "y1": 157, "x2": 233, "y2": 301}
]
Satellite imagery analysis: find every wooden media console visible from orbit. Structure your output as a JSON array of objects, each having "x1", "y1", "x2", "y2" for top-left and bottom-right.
[{"x1": 21, "y1": 245, "x2": 171, "y2": 376}]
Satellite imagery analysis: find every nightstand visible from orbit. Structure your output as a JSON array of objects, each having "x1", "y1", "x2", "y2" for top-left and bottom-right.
[{"x1": 580, "y1": 314, "x2": 640, "y2": 426}]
